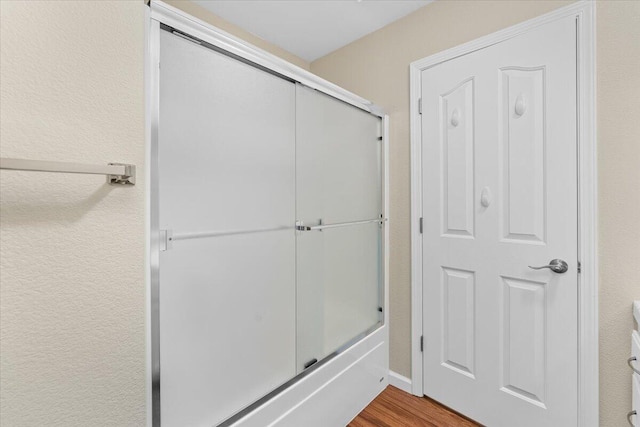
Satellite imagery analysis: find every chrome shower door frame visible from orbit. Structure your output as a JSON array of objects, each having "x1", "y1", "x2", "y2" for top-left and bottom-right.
[{"x1": 146, "y1": 2, "x2": 390, "y2": 426}]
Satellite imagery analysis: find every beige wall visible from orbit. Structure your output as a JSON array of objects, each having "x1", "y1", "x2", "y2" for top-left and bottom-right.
[
  {"x1": 597, "y1": 2, "x2": 640, "y2": 424},
  {"x1": 311, "y1": 1, "x2": 640, "y2": 426},
  {"x1": 0, "y1": 1, "x2": 307, "y2": 426}
]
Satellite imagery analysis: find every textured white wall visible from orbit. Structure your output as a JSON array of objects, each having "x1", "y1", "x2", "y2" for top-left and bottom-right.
[{"x1": 0, "y1": 2, "x2": 147, "y2": 425}]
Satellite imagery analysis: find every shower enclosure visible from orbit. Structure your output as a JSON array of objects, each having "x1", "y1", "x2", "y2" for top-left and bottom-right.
[{"x1": 148, "y1": 2, "x2": 389, "y2": 426}]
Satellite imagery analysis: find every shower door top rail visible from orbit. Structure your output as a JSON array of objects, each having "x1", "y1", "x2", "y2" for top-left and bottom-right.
[{"x1": 0, "y1": 157, "x2": 136, "y2": 185}]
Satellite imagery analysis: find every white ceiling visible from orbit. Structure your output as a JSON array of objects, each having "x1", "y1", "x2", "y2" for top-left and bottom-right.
[{"x1": 194, "y1": 0, "x2": 432, "y2": 62}]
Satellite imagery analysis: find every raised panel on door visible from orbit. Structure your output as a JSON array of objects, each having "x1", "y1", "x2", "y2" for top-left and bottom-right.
[
  {"x1": 500, "y1": 276, "x2": 547, "y2": 407},
  {"x1": 499, "y1": 67, "x2": 546, "y2": 244},
  {"x1": 441, "y1": 78, "x2": 475, "y2": 238},
  {"x1": 441, "y1": 267, "x2": 476, "y2": 378},
  {"x1": 158, "y1": 29, "x2": 296, "y2": 427}
]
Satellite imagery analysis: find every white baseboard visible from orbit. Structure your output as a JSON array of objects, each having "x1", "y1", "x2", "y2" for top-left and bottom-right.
[{"x1": 388, "y1": 370, "x2": 412, "y2": 394}]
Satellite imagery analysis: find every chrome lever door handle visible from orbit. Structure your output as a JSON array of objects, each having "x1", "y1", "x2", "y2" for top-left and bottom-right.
[{"x1": 528, "y1": 259, "x2": 569, "y2": 274}]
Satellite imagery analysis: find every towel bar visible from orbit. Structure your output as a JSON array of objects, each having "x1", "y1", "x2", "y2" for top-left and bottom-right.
[{"x1": 0, "y1": 158, "x2": 135, "y2": 185}]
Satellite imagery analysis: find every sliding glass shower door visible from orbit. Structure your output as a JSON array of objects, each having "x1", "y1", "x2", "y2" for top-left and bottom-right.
[
  {"x1": 155, "y1": 28, "x2": 384, "y2": 427},
  {"x1": 295, "y1": 84, "x2": 383, "y2": 372},
  {"x1": 158, "y1": 29, "x2": 296, "y2": 427}
]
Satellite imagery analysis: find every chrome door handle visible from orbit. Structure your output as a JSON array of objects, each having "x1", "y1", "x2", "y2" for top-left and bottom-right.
[
  {"x1": 628, "y1": 356, "x2": 640, "y2": 375},
  {"x1": 528, "y1": 259, "x2": 569, "y2": 274}
]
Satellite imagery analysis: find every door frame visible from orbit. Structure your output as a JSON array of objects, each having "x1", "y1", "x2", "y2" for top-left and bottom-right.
[{"x1": 408, "y1": 2, "x2": 597, "y2": 426}]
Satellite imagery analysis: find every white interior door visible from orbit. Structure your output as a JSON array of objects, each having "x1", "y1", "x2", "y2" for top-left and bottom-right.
[
  {"x1": 421, "y1": 16, "x2": 578, "y2": 427},
  {"x1": 158, "y1": 29, "x2": 296, "y2": 427}
]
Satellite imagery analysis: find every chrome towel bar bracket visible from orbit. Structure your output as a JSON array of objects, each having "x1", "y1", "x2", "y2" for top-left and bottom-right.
[{"x1": 0, "y1": 158, "x2": 136, "y2": 185}]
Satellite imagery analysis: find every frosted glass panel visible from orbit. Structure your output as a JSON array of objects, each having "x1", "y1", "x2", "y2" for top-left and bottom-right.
[
  {"x1": 296, "y1": 84, "x2": 382, "y2": 224},
  {"x1": 157, "y1": 29, "x2": 384, "y2": 425},
  {"x1": 296, "y1": 222, "x2": 382, "y2": 372},
  {"x1": 158, "y1": 29, "x2": 295, "y2": 426},
  {"x1": 159, "y1": 30, "x2": 295, "y2": 232},
  {"x1": 295, "y1": 84, "x2": 383, "y2": 373},
  {"x1": 159, "y1": 235, "x2": 295, "y2": 427}
]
